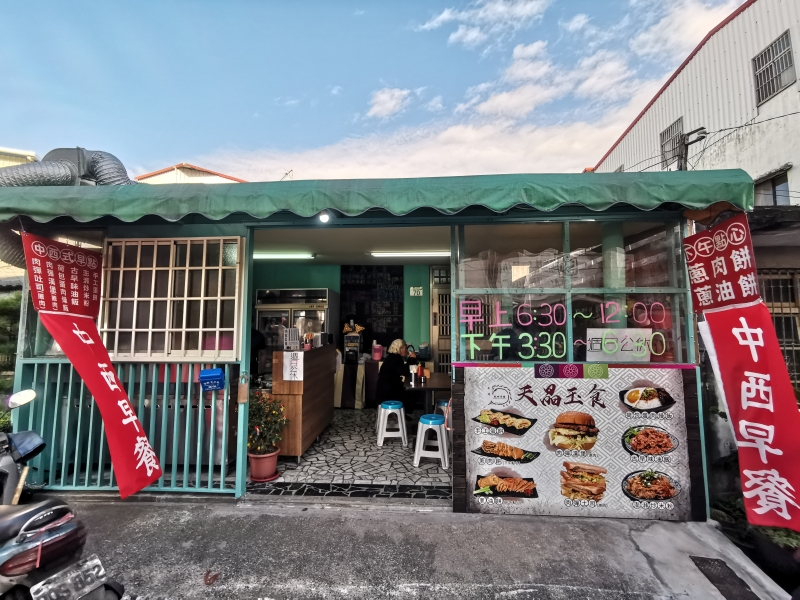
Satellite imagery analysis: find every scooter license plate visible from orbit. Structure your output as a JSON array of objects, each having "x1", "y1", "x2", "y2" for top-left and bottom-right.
[{"x1": 30, "y1": 554, "x2": 107, "y2": 600}]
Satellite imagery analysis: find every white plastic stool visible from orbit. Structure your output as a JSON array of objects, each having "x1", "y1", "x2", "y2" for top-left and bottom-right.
[
  {"x1": 377, "y1": 401, "x2": 408, "y2": 447},
  {"x1": 435, "y1": 398, "x2": 454, "y2": 451},
  {"x1": 413, "y1": 414, "x2": 449, "y2": 468}
]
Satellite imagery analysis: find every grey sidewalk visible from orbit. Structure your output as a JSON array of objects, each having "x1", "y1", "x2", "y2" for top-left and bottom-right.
[{"x1": 68, "y1": 495, "x2": 789, "y2": 600}]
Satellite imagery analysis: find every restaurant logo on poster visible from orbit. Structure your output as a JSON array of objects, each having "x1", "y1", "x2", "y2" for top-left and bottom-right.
[{"x1": 683, "y1": 213, "x2": 759, "y2": 312}]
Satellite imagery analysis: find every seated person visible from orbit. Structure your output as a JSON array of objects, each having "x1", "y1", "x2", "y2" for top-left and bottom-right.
[{"x1": 375, "y1": 339, "x2": 418, "y2": 415}]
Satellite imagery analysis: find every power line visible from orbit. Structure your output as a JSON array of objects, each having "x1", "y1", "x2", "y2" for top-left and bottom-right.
[
  {"x1": 622, "y1": 110, "x2": 800, "y2": 173},
  {"x1": 704, "y1": 111, "x2": 800, "y2": 135}
]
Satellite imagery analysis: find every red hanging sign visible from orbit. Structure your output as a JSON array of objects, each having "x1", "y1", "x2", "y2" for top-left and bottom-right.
[
  {"x1": 22, "y1": 233, "x2": 161, "y2": 498},
  {"x1": 683, "y1": 213, "x2": 759, "y2": 312},
  {"x1": 702, "y1": 301, "x2": 800, "y2": 531}
]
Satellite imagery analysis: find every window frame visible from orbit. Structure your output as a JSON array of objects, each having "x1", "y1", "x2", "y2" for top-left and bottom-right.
[
  {"x1": 753, "y1": 30, "x2": 797, "y2": 107},
  {"x1": 100, "y1": 236, "x2": 244, "y2": 361},
  {"x1": 450, "y1": 219, "x2": 691, "y2": 365},
  {"x1": 660, "y1": 117, "x2": 684, "y2": 171}
]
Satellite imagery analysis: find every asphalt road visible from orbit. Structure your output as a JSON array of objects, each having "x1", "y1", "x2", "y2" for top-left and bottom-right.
[{"x1": 66, "y1": 496, "x2": 789, "y2": 600}]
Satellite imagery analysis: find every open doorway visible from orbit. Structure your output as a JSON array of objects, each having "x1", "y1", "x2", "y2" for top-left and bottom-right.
[{"x1": 247, "y1": 225, "x2": 453, "y2": 500}]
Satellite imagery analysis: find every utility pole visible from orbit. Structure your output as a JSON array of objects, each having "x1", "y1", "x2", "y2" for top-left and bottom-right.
[{"x1": 678, "y1": 127, "x2": 708, "y2": 170}]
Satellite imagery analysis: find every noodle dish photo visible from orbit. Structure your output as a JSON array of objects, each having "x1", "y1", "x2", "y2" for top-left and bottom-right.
[
  {"x1": 622, "y1": 426, "x2": 678, "y2": 456},
  {"x1": 622, "y1": 470, "x2": 680, "y2": 501}
]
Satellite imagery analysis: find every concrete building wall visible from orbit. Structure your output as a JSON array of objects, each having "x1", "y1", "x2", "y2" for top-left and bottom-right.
[{"x1": 596, "y1": 0, "x2": 800, "y2": 201}]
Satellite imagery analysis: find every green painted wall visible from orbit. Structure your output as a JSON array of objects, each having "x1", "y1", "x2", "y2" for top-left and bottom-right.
[
  {"x1": 403, "y1": 265, "x2": 430, "y2": 349},
  {"x1": 252, "y1": 262, "x2": 429, "y2": 348},
  {"x1": 252, "y1": 263, "x2": 341, "y2": 293}
]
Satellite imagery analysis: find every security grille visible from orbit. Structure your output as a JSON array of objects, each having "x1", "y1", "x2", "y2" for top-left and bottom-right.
[
  {"x1": 759, "y1": 270, "x2": 800, "y2": 386},
  {"x1": 660, "y1": 117, "x2": 683, "y2": 170},
  {"x1": 753, "y1": 30, "x2": 796, "y2": 106}
]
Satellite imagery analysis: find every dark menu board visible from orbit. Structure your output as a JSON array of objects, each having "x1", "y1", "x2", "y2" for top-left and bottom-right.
[{"x1": 340, "y1": 265, "x2": 404, "y2": 349}]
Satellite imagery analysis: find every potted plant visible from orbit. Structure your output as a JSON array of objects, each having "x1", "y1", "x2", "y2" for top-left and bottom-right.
[{"x1": 247, "y1": 389, "x2": 289, "y2": 482}]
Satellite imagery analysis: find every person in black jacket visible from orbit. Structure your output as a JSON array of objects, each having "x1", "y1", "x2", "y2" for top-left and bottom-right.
[{"x1": 375, "y1": 339, "x2": 418, "y2": 414}]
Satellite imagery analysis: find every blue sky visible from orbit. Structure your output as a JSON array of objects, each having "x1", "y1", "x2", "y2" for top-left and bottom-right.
[{"x1": 1, "y1": 0, "x2": 743, "y2": 180}]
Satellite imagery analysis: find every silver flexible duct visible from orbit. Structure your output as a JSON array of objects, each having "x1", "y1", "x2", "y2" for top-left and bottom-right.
[
  {"x1": 0, "y1": 148, "x2": 138, "y2": 267},
  {"x1": 0, "y1": 161, "x2": 78, "y2": 187}
]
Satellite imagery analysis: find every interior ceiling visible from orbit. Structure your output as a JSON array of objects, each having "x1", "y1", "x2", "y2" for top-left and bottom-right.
[
  {"x1": 253, "y1": 221, "x2": 671, "y2": 264},
  {"x1": 253, "y1": 226, "x2": 451, "y2": 265}
]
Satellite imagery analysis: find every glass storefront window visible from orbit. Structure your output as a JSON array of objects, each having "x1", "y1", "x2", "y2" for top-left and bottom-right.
[
  {"x1": 571, "y1": 294, "x2": 685, "y2": 363},
  {"x1": 455, "y1": 293, "x2": 567, "y2": 362},
  {"x1": 454, "y1": 220, "x2": 689, "y2": 364},
  {"x1": 459, "y1": 223, "x2": 565, "y2": 289},
  {"x1": 569, "y1": 221, "x2": 684, "y2": 289}
]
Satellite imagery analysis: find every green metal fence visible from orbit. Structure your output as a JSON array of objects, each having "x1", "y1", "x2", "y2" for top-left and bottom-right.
[{"x1": 15, "y1": 360, "x2": 240, "y2": 494}]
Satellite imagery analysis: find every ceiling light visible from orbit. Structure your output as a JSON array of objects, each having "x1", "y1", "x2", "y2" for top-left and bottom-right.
[
  {"x1": 370, "y1": 251, "x2": 451, "y2": 258},
  {"x1": 253, "y1": 253, "x2": 315, "y2": 260},
  {"x1": 318, "y1": 212, "x2": 330, "y2": 223}
]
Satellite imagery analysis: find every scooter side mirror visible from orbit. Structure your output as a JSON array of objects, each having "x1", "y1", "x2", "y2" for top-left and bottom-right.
[{"x1": 7, "y1": 389, "x2": 36, "y2": 410}]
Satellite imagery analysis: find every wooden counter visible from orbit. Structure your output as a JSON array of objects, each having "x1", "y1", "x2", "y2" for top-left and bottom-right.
[{"x1": 272, "y1": 344, "x2": 337, "y2": 458}]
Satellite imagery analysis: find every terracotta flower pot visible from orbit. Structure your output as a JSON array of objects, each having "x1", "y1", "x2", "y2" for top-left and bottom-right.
[{"x1": 248, "y1": 449, "x2": 280, "y2": 482}]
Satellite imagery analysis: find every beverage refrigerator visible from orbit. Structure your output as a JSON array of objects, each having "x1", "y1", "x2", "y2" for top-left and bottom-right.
[{"x1": 254, "y1": 288, "x2": 340, "y2": 376}]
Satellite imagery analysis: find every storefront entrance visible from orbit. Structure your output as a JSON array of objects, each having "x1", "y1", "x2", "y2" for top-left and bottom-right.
[{"x1": 246, "y1": 225, "x2": 454, "y2": 500}]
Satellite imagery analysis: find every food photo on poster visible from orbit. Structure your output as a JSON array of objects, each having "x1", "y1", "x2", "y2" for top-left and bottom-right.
[{"x1": 465, "y1": 366, "x2": 691, "y2": 518}]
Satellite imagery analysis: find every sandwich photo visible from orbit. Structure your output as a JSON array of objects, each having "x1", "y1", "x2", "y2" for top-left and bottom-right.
[
  {"x1": 560, "y1": 462, "x2": 607, "y2": 502},
  {"x1": 547, "y1": 411, "x2": 599, "y2": 450}
]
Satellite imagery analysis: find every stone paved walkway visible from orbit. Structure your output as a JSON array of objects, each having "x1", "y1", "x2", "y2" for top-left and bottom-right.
[{"x1": 271, "y1": 408, "x2": 452, "y2": 486}]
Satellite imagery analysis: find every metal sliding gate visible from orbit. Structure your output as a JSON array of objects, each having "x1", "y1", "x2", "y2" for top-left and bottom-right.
[{"x1": 15, "y1": 360, "x2": 240, "y2": 494}]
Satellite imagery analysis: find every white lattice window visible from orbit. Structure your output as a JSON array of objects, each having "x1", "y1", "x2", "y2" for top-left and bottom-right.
[
  {"x1": 101, "y1": 238, "x2": 243, "y2": 359},
  {"x1": 753, "y1": 31, "x2": 796, "y2": 106}
]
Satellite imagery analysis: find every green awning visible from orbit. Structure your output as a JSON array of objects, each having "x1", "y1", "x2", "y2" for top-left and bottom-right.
[{"x1": 0, "y1": 169, "x2": 753, "y2": 224}]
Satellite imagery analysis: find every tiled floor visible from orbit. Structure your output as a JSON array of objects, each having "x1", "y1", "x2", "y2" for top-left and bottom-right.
[
  {"x1": 269, "y1": 408, "x2": 452, "y2": 487},
  {"x1": 248, "y1": 481, "x2": 452, "y2": 500}
]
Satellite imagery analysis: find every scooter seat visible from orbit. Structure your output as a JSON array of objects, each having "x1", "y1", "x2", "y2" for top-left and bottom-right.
[{"x1": 0, "y1": 498, "x2": 65, "y2": 542}]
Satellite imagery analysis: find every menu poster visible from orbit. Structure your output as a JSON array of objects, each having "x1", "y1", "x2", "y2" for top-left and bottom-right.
[{"x1": 465, "y1": 366, "x2": 691, "y2": 520}]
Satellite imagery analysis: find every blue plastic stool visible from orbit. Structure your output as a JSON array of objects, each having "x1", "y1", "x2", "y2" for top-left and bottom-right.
[
  {"x1": 377, "y1": 401, "x2": 408, "y2": 448},
  {"x1": 413, "y1": 414, "x2": 448, "y2": 468}
]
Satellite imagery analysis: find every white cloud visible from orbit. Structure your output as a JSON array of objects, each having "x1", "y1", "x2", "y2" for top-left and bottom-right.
[
  {"x1": 353, "y1": 9, "x2": 365, "y2": 16},
  {"x1": 475, "y1": 83, "x2": 564, "y2": 118},
  {"x1": 331, "y1": 86, "x2": 342, "y2": 95},
  {"x1": 425, "y1": 96, "x2": 445, "y2": 112},
  {"x1": 562, "y1": 14, "x2": 589, "y2": 32},
  {"x1": 449, "y1": 25, "x2": 488, "y2": 47},
  {"x1": 420, "y1": 0, "x2": 551, "y2": 48},
  {"x1": 631, "y1": 0, "x2": 744, "y2": 63},
  {"x1": 366, "y1": 88, "x2": 411, "y2": 118},
  {"x1": 573, "y1": 50, "x2": 637, "y2": 101},
  {"x1": 199, "y1": 80, "x2": 663, "y2": 181},
  {"x1": 511, "y1": 40, "x2": 547, "y2": 60}
]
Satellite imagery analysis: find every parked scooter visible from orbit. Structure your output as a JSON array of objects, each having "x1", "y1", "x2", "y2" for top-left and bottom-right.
[{"x1": 0, "y1": 390, "x2": 124, "y2": 599}]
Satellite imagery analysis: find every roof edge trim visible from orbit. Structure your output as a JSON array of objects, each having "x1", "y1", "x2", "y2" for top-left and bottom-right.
[{"x1": 593, "y1": 0, "x2": 759, "y2": 171}]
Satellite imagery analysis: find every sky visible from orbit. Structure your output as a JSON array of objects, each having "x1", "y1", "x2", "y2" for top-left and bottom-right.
[{"x1": 1, "y1": 0, "x2": 745, "y2": 181}]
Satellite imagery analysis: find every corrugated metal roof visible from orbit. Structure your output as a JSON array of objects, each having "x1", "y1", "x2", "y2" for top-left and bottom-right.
[{"x1": 0, "y1": 170, "x2": 753, "y2": 224}]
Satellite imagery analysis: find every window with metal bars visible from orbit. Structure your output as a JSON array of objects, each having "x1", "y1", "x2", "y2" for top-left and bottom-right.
[
  {"x1": 660, "y1": 117, "x2": 683, "y2": 170},
  {"x1": 101, "y1": 238, "x2": 243, "y2": 359},
  {"x1": 759, "y1": 270, "x2": 800, "y2": 387},
  {"x1": 753, "y1": 30, "x2": 796, "y2": 106}
]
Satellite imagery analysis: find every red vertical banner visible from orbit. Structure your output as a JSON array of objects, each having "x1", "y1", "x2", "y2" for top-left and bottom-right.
[
  {"x1": 703, "y1": 301, "x2": 800, "y2": 530},
  {"x1": 687, "y1": 213, "x2": 800, "y2": 531},
  {"x1": 22, "y1": 233, "x2": 161, "y2": 498}
]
